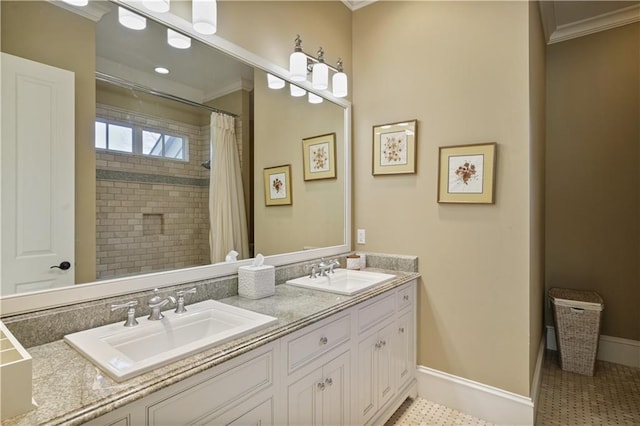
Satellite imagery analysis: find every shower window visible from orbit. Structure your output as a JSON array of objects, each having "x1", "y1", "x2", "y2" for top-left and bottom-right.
[{"x1": 95, "y1": 118, "x2": 188, "y2": 161}]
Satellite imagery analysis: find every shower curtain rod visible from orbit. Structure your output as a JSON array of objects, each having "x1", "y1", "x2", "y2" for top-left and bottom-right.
[{"x1": 95, "y1": 72, "x2": 239, "y2": 118}]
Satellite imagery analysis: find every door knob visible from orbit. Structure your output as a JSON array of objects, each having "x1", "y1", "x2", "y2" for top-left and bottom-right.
[{"x1": 50, "y1": 261, "x2": 71, "y2": 271}]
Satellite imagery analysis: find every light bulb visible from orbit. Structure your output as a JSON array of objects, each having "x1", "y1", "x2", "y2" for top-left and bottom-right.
[
  {"x1": 118, "y1": 7, "x2": 146, "y2": 30},
  {"x1": 290, "y1": 84, "x2": 306, "y2": 97},
  {"x1": 142, "y1": 0, "x2": 169, "y2": 13},
  {"x1": 167, "y1": 29, "x2": 191, "y2": 49},
  {"x1": 308, "y1": 93, "x2": 323, "y2": 104},
  {"x1": 154, "y1": 67, "x2": 170, "y2": 74},
  {"x1": 192, "y1": 0, "x2": 217, "y2": 35},
  {"x1": 267, "y1": 74, "x2": 285, "y2": 90},
  {"x1": 332, "y1": 72, "x2": 348, "y2": 98},
  {"x1": 312, "y1": 62, "x2": 328, "y2": 90}
]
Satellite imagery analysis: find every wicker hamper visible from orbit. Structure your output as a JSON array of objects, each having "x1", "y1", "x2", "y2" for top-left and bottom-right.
[{"x1": 549, "y1": 288, "x2": 604, "y2": 376}]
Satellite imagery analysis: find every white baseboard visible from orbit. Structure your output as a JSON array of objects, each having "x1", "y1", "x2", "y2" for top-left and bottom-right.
[
  {"x1": 530, "y1": 336, "x2": 545, "y2": 424},
  {"x1": 546, "y1": 326, "x2": 640, "y2": 368},
  {"x1": 416, "y1": 365, "x2": 535, "y2": 425}
]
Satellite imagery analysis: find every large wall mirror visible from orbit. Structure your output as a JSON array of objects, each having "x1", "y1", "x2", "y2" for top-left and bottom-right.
[{"x1": 0, "y1": 0, "x2": 351, "y2": 314}]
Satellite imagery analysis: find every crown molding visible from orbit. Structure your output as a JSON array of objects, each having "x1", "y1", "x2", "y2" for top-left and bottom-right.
[
  {"x1": 341, "y1": 0, "x2": 377, "y2": 12},
  {"x1": 540, "y1": 2, "x2": 640, "y2": 45}
]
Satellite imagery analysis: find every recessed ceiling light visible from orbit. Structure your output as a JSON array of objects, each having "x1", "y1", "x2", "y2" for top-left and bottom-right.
[{"x1": 154, "y1": 67, "x2": 170, "y2": 74}]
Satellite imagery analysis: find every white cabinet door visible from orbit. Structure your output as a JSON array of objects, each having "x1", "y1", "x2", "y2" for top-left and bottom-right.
[
  {"x1": 376, "y1": 321, "x2": 396, "y2": 411},
  {"x1": 287, "y1": 366, "x2": 323, "y2": 426},
  {"x1": 1, "y1": 52, "x2": 75, "y2": 295},
  {"x1": 286, "y1": 350, "x2": 350, "y2": 426},
  {"x1": 320, "y1": 351, "x2": 350, "y2": 426},
  {"x1": 396, "y1": 309, "x2": 415, "y2": 391},
  {"x1": 356, "y1": 320, "x2": 396, "y2": 425}
]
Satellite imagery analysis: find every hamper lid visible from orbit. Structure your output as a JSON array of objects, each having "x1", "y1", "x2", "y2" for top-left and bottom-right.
[{"x1": 549, "y1": 288, "x2": 604, "y2": 311}]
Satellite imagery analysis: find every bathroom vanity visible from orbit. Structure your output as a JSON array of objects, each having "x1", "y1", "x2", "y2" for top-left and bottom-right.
[{"x1": 2, "y1": 266, "x2": 418, "y2": 425}]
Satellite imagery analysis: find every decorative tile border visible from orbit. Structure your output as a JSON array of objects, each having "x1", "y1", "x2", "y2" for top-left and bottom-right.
[{"x1": 96, "y1": 169, "x2": 209, "y2": 187}]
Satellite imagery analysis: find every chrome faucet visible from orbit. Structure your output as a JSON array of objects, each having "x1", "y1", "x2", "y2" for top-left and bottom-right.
[
  {"x1": 148, "y1": 289, "x2": 176, "y2": 321},
  {"x1": 110, "y1": 300, "x2": 139, "y2": 327},
  {"x1": 318, "y1": 258, "x2": 340, "y2": 277},
  {"x1": 174, "y1": 288, "x2": 197, "y2": 314}
]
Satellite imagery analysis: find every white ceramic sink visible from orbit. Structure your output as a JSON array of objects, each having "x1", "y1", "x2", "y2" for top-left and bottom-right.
[
  {"x1": 64, "y1": 300, "x2": 278, "y2": 382},
  {"x1": 286, "y1": 268, "x2": 395, "y2": 296}
]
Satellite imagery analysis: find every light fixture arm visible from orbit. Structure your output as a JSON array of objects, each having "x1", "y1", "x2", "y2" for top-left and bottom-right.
[{"x1": 293, "y1": 35, "x2": 344, "y2": 74}]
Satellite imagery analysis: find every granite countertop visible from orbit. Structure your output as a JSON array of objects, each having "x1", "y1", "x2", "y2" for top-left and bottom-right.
[{"x1": 4, "y1": 269, "x2": 419, "y2": 426}]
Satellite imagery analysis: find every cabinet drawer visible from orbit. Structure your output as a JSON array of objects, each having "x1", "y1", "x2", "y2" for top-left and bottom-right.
[
  {"x1": 286, "y1": 313, "x2": 350, "y2": 374},
  {"x1": 146, "y1": 349, "x2": 274, "y2": 425},
  {"x1": 397, "y1": 284, "x2": 414, "y2": 312},
  {"x1": 357, "y1": 293, "x2": 395, "y2": 334}
]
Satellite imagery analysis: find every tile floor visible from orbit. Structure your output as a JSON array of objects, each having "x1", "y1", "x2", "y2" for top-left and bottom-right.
[{"x1": 385, "y1": 351, "x2": 640, "y2": 425}]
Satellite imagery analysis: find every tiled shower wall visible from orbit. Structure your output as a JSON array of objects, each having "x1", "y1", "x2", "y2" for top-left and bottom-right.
[{"x1": 95, "y1": 104, "x2": 211, "y2": 279}]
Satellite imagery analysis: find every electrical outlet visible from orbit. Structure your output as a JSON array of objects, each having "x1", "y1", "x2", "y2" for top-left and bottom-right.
[{"x1": 357, "y1": 229, "x2": 366, "y2": 244}]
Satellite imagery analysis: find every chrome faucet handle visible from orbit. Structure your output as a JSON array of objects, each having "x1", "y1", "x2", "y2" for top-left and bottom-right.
[
  {"x1": 175, "y1": 288, "x2": 197, "y2": 314},
  {"x1": 306, "y1": 264, "x2": 318, "y2": 279},
  {"x1": 110, "y1": 300, "x2": 139, "y2": 327},
  {"x1": 328, "y1": 259, "x2": 340, "y2": 273},
  {"x1": 148, "y1": 291, "x2": 176, "y2": 321}
]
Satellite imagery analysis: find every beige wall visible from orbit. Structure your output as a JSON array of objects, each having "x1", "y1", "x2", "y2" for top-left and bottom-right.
[
  {"x1": 253, "y1": 69, "x2": 344, "y2": 255},
  {"x1": 1, "y1": 1, "x2": 96, "y2": 283},
  {"x1": 528, "y1": 1, "x2": 546, "y2": 381},
  {"x1": 353, "y1": 1, "x2": 534, "y2": 396},
  {"x1": 546, "y1": 23, "x2": 640, "y2": 341}
]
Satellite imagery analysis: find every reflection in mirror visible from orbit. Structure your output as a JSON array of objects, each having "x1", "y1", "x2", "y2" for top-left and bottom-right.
[{"x1": 0, "y1": 0, "x2": 348, "y2": 300}]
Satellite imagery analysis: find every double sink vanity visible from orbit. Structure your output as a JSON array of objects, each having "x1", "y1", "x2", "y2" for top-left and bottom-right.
[{"x1": 2, "y1": 254, "x2": 419, "y2": 425}]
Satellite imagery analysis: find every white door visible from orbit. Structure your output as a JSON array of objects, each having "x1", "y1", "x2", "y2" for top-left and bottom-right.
[{"x1": 1, "y1": 52, "x2": 75, "y2": 295}]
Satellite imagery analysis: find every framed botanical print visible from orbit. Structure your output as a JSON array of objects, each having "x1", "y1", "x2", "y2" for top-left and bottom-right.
[
  {"x1": 372, "y1": 119, "x2": 417, "y2": 175},
  {"x1": 302, "y1": 133, "x2": 336, "y2": 181},
  {"x1": 263, "y1": 164, "x2": 292, "y2": 206},
  {"x1": 437, "y1": 142, "x2": 497, "y2": 204}
]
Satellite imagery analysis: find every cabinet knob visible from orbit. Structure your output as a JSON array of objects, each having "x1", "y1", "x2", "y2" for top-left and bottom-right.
[
  {"x1": 325, "y1": 377, "x2": 333, "y2": 386},
  {"x1": 399, "y1": 327, "x2": 405, "y2": 333},
  {"x1": 319, "y1": 336, "x2": 328, "y2": 345},
  {"x1": 403, "y1": 295, "x2": 409, "y2": 301},
  {"x1": 380, "y1": 340, "x2": 386, "y2": 347},
  {"x1": 317, "y1": 382, "x2": 326, "y2": 391}
]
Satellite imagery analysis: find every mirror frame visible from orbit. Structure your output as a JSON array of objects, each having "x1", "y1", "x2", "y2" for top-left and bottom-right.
[{"x1": 0, "y1": 0, "x2": 352, "y2": 315}]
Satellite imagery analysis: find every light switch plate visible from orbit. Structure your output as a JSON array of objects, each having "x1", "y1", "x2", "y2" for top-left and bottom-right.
[{"x1": 357, "y1": 229, "x2": 366, "y2": 244}]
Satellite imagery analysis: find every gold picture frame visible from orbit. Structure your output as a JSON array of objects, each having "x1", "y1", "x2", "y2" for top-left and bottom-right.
[
  {"x1": 437, "y1": 142, "x2": 497, "y2": 204},
  {"x1": 263, "y1": 164, "x2": 292, "y2": 206},
  {"x1": 302, "y1": 133, "x2": 336, "y2": 181},
  {"x1": 372, "y1": 119, "x2": 417, "y2": 175}
]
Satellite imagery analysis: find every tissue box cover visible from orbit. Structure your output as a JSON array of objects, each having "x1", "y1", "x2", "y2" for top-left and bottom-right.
[
  {"x1": 238, "y1": 265, "x2": 275, "y2": 299},
  {"x1": 0, "y1": 321, "x2": 37, "y2": 420}
]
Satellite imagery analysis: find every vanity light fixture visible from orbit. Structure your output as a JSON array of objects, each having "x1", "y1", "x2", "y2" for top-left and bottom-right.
[
  {"x1": 118, "y1": 7, "x2": 147, "y2": 30},
  {"x1": 290, "y1": 84, "x2": 306, "y2": 97},
  {"x1": 167, "y1": 29, "x2": 191, "y2": 49},
  {"x1": 308, "y1": 92, "x2": 323, "y2": 104},
  {"x1": 142, "y1": 0, "x2": 170, "y2": 13},
  {"x1": 61, "y1": 0, "x2": 88, "y2": 6},
  {"x1": 154, "y1": 67, "x2": 170, "y2": 74},
  {"x1": 288, "y1": 35, "x2": 348, "y2": 98},
  {"x1": 192, "y1": 0, "x2": 217, "y2": 35},
  {"x1": 267, "y1": 74, "x2": 285, "y2": 90}
]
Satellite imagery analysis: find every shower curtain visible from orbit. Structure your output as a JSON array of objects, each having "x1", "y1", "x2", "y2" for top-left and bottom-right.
[{"x1": 209, "y1": 112, "x2": 249, "y2": 263}]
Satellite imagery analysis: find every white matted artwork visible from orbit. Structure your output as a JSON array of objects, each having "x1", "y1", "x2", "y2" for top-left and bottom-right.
[
  {"x1": 447, "y1": 154, "x2": 484, "y2": 194},
  {"x1": 438, "y1": 142, "x2": 497, "y2": 204},
  {"x1": 372, "y1": 119, "x2": 417, "y2": 175},
  {"x1": 302, "y1": 133, "x2": 336, "y2": 181},
  {"x1": 263, "y1": 164, "x2": 292, "y2": 206}
]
